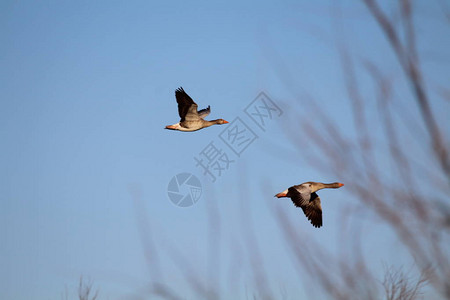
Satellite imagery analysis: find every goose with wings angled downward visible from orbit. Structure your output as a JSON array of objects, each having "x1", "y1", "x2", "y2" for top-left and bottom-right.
[
  {"x1": 275, "y1": 181, "x2": 344, "y2": 228},
  {"x1": 165, "y1": 87, "x2": 229, "y2": 132}
]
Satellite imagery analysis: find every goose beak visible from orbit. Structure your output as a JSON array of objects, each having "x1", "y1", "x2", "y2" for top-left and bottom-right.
[
  {"x1": 223, "y1": 120, "x2": 229, "y2": 124},
  {"x1": 275, "y1": 192, "x2": 288, "y2": 198},
  {"x1": 338, "y1": 183, "x2": 344, "y2": 187}
]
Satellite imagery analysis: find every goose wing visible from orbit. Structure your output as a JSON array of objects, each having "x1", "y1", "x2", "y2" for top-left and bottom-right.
[
  {"x1": 197, "y1": 105, "x2": 211, "y2": 119},
  {"x1": 288, "y1": 186, "x2": 311, "y2": 207},
  {"x1": 175, "y1": 87, "x2": 199, "y2": 121},
  {"x1": 288, "y1": 188, "x2": 323, "y2": 228},
  {"x1": 302, "y1": 192, "x2": 322, "y2": 228}
]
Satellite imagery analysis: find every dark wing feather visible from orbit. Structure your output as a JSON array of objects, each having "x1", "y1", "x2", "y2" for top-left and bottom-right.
[
  {"x1": 288, "y1": 187, "x2": 310, "y2": 208},
  {"x1": 302, "y1": 192, "x2": 322, "y2": 228},
  {"x1": 175, "y1": 87, "x2": 197, "y2": 120},
  {"x1": 288, "y1": 189, "x2": 323, "y2": 228}
]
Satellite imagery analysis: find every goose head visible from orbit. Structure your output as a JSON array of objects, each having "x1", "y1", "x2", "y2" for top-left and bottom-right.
[{"x1": 214, "y1": 119, "x2": 229, "y2": 125}]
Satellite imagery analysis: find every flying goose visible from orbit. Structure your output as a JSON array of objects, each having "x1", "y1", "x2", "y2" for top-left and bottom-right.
[
  {"x1": 165, "y1": 87, "x2": 229, "y2": 132},
  {"x1": 275, "y1": 181, "x2": 344, "y2": 228}
]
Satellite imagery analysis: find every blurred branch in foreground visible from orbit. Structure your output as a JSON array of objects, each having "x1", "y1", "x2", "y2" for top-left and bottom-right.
[
  {"x1": 382, "y1": 265, "x2": 428, "y2": 300},
  {"x1": 78, "y1": 277, "x2": 98, "y2": 300},
  {"x1": 364, "y1": 0, "x2": 450, "y2": 179},
  {"x1": 273, "y1": 0, "x2": 449, "y2": 299}
]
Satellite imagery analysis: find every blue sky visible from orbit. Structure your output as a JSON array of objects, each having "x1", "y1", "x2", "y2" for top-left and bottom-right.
[{"x1": 1, "y1": 1, "x2": 449, "y2": 299}]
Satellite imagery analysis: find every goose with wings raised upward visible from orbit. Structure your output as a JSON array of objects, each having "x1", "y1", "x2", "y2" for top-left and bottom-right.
[
  {"x1": 165, "y1": 87, "x2": 229, "y2": 132},
  {"x1": 275, "y1": 181, "x2": 344, "y2": 228}
]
